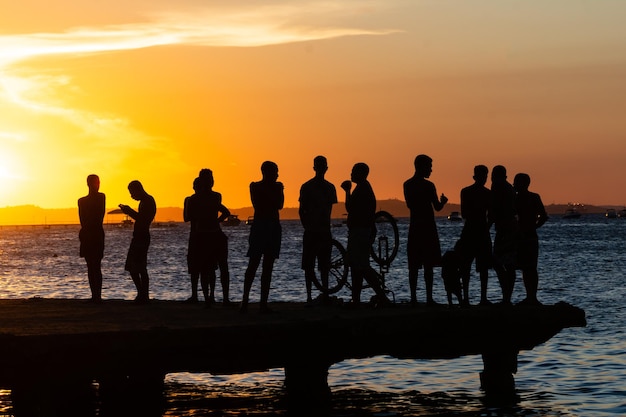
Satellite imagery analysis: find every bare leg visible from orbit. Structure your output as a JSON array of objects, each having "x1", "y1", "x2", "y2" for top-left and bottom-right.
[
  {"x1": 219, "y1": 260, "x2": 231, "y2": 303},
  {"x1": 364, "y1": 267, "x2": 390, "y2": 304},
  {"x1": 351, "y1": 268, "x2": 363, "y2": 304},
  {"x1": 522, "y1": 268, "x2": 540, "y2": 304},
  {"x1": 304, "y1": 269, "x2": 315, "y2": 302},
  {"x1": 86, "y1": 257, "x2": 103, "y2": 302},
  {"x1": 189, "y1": 272, "x2": 199, "y2": 301},
  {"x1": 200, "y1": 270, "x2": 214, "y2": 305},
  {"x1": 425, "y1": 267, "x2": 435, "y2": 305},
  {"x1": 208, "y1": 268, "x2": 216, "y2": 303},
  {"x1": 240, "y1": 255, "x2": 261, "y2": 312},
  {"x1": 479, "y1": 269, "x2": 490, "y2": 305},
  {"x1": 259, "y1": 256, "x2": 275, "y2": 312},
  {"x1": 130, "y1": 272, "x2": 142, "y2": 301},
  {"x1": 140, "y1": 270, "x2": 150, "y2": 302},
  {"x1": 408, "y1": 268, "x2": 418, "y2": 304}
]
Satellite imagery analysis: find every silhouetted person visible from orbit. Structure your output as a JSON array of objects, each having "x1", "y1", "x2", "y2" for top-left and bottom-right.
[
  {"x1": 199, "y1": 168, "x2": 233, "y2": 305},
  {"x1": 341, "y1": 163, "x2": 390, "y2": 306},
  {"x1": 240, "y1": 161, "x2": 284, "y2": 313},
  {"x1": 183, "y1": 173, "x2": 231, "y2": 306},
  {"x1": 513, "y1": 173, "x2": 547, "y2": 305},
  {"x1": 490, "y1": 165, "x2": 517, "y2": 304},
  {"x1": 456, "y1": 165, "x2": 492, "y2": 305},
  {"x1": 78, "y1": 174, "x2": 105, "y2": 303},
  {"x1": 119, "y1": 180, "x2": 156, "y2": 304},
  {"x1": 299, "y1": 156, "x2": 338, "y2": 302},
  {"x1": 403, "y1": 154, "x2": 448, "y2": 306}
]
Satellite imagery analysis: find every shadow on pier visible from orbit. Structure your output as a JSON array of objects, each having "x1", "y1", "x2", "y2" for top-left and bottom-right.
[{"x1": 0, "y1": 298, "x2": 586, "y2": 415}]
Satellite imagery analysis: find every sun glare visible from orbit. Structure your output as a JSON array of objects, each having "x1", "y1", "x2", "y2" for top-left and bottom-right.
[{"x1": 0, "y1": 152, "x2": 24, "y2": 201}]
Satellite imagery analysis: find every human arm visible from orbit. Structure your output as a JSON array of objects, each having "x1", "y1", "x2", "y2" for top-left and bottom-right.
[
  {"x1": 218, "y1": 203, "x2": 231, "y2": 223},
  {"x1": 432, "y1": 182, "x2": 448, "y2": 212},
  {"x1": 183, "y1": 197, "x2": 190, "y2": 222},
  {"x1": 535, "y1": 194, "x2": 548, "y2": 229},
  {"x1": 119, "y1": 204, "x2": 138, "y2": 220},
  {"x1": 341, "y1": 180, "x2": 352, "y2": 212}
]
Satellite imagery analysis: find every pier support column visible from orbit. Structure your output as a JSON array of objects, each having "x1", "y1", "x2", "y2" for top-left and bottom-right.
[
  {"x1": 480, "y1": 349, "x2": 518, "y2": 401},
  {"x1": 284, "y1": 359, "x2": 332, "y2": 410}
]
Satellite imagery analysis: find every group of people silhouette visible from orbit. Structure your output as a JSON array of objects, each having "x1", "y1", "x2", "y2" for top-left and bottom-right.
[{"x1": 78, "y1": 154, "x2": 547, "y2": 310}]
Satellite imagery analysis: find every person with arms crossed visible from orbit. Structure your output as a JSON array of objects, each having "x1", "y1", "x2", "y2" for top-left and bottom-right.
[{"x1": 240, "y1": 161, "x2": 284, "y2": 313}]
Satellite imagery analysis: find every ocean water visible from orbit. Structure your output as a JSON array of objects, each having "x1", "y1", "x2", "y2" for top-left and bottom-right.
[{"x1": 0, "y1": 213, "x2": 624, "y2": 416}]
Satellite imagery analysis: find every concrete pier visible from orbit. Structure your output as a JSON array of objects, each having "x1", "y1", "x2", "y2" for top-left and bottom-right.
[{"x1": 0, "y1": 298, "x2": 586, "y2": 413}]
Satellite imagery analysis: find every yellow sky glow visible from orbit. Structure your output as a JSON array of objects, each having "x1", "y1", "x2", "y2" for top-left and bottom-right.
[{"x1": 1, "y1": 1, "x2": 626, "y2": 225}]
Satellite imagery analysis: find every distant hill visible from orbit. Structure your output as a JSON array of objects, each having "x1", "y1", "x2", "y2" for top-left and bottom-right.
[{"x1": 0, "y1": 201, "x2": 617, "y2": 226}]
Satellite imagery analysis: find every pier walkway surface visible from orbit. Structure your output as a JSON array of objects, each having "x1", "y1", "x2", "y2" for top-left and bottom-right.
[{"x1": 0, "y1": 298, "x2": 586, "y2": 414}]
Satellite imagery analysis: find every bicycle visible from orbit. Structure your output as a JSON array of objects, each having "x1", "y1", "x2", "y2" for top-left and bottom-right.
[{"x1": 311, "y1": 211, "x2": 399, "y2": 301}]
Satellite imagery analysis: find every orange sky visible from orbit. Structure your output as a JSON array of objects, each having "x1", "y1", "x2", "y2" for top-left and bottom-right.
[{"x1": 1, "y1": 1, "x2": 626, "y2": 215}]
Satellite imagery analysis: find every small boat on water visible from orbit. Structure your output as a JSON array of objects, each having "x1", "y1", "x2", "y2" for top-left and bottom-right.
[
  {"x1": 246, "y1": 216, "x2": 254, "y2": 226},
  {"x1": 563, "y1": 206, "x2": 582, "y2": 219},
  {"x1": 605, "y1": 209, "x2": 617, "y2": 219},
  {"x1": 222, "y1": 215, "x2": 242, "y2": 226},
  {"x1": 107, "y1": 208, "x2": 134, "y2": 227},
  {"x1": 447, "y1": 211, "x2": 463, "y2": 222},
  {"x1": 120, "y1": 218, "x2": 134, "y2": 228},
  {"x1": 619, "y1": 209, "x2": 626, "y2": 218}
]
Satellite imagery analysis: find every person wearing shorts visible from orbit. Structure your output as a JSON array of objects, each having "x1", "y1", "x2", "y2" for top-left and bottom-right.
[
  {"x1": 299, "y1": 156, "x2": 337, "y2": 302},
  {"x1": 120, "y1": 180, "x2": 156, "y2": 304}
]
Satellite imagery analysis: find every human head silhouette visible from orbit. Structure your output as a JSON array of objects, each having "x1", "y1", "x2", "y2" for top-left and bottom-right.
[
  {"x1": 86, "y1": 174, "x2": 100, "y2": 192},
  {"x1": 261, "y1": 161, "x2": 279, "y2": 182},
  {"x1": 313, "y1": 155, "x2": 328, "y2": 176},
  {"x1": 492, "y1": 165, "x2": 507, "y2": 182},
  {"x1": 414, "y1": 154, "x2": 433, "y2": 178},
  {"x1": 473, "y1": 165, "x2": 488, "y2": 185},
  {"x1": 513, "y1": 173, "x2": 531, "y2": 192},
  {"x1": 350, "y1": 162, "x2": 369, "y2": 183},
  {"x1": 128, "y1": 180, "x2": 145, "y2": 201}
]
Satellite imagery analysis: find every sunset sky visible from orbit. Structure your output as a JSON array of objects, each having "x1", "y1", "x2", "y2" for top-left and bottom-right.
[{"x1": 1, "y1": 1, "x2": 626, "y2": 215}]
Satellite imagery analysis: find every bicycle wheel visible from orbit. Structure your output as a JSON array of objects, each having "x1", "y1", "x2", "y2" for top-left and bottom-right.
[
  {"x1": 311, "y1": 239, "x2": 349, "y2": 295},
  {"x1": 370, "y1": 211, "x2": 399, "y2": 267}
]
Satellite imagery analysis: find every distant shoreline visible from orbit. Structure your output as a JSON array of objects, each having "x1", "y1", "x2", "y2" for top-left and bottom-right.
[{"x1": 0, "y1": 201, "x2": 619, "y2": 227}]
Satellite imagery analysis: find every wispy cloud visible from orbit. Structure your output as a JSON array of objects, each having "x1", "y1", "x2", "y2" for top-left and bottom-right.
[
  {"x1": 0, "y1": 1, "x2": 399, "y2": 205},
  {"x1": 0, "y1": 2, "x2": 397, "y2": 66}
]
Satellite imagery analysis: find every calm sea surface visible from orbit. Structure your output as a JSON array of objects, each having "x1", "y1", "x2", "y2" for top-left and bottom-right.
[{"x1": 0, "y1": 214, "x2": 624, "y2": 416}]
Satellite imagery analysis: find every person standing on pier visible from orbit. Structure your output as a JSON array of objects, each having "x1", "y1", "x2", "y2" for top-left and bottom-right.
[
  {"x1": 341, "y1": 162, "x2": 390, "y2": 306},
  {"x1": 78, "y1": 174, "x2": 105, "y2": 303},
  {"x1": 299, "y1": 156, "x2": 338, "y2": 303},
  {"x1": 119, "y1": 180, "x2": 156, "y2": 304},
  {"x1": 403, "y1": 154, "x2": 448, "y2": 306},
  {"x1": 456, "y1": 165, "x2": 493, "y2": 305},
  {"x1": 513, "y1": 173, "x2": 547, "y2": 305},
  {"x1": 240, "y1": 161, "x2": 284, "y2": 313},
  {"x1": 198, "y1": 168, "x2": 233, "y2": 306},
  {"x1": 183, "y1": 174, "x2": 229, "y2": 306},
  {"x1": 489, "y1": 165, "x2": 517, "y2": 305},
  {"x1": 183, "y1": 169, "x2": 232, "y2": 306}
]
